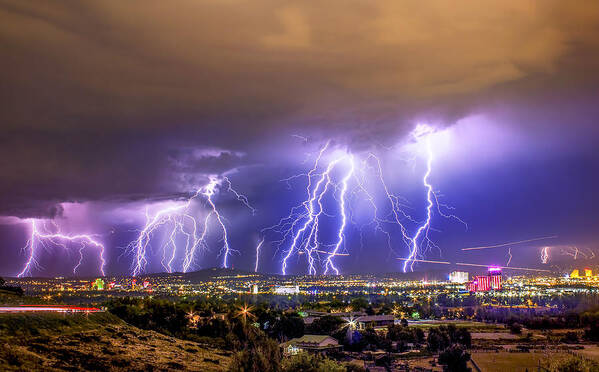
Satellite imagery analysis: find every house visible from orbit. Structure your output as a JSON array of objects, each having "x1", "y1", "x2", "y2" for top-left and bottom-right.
[
  {"x1": 303, "y1": 311, "x2": 366, "y2": 325},
  {"x1": 281, "y1": 335, "x2": 342, "y2": 355},
  {"x1": 343, "y1": 315, "x2": 394, "y2": 330}
]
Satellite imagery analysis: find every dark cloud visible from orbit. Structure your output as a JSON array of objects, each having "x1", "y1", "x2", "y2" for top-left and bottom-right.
[{"x1": 1, "y1": 0, "x2": 598, "y2": 216}]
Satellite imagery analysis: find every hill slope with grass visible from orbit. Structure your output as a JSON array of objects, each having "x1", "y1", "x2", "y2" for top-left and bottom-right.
[{"x1": 0, "y1": 312, "x2": 231, "y2": 371}]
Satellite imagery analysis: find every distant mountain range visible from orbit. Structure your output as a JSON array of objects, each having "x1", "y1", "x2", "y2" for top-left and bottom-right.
[
  {"x1": 10, "y1": 265, "x2": 530, "y2": 281},
  {"x1": 142, "y1": 267, "x2": 458, "y2": 282}
]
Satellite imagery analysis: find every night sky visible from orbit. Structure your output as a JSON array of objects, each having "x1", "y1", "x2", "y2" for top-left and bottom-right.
[{"x1": 1, "y1": 1, "x2": 599, "y2": 277}]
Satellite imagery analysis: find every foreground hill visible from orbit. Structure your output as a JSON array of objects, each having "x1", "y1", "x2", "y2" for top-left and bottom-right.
[{"x1": 0, "y1": 312, "x2": 231, "y2": 371}]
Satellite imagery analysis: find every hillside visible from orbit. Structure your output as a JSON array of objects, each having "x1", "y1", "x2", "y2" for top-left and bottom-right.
[
  {"x1": 182, "y1": 267, "x2": 272, "y2": 282},
  {"x1": 0, "y1": 312, "x2": 231, "y2": 371}
]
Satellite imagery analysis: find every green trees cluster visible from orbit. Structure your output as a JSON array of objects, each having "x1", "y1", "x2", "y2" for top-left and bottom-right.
[
  {"x1": 307, "y1": 315, "x2": 345, "y2": 335},
  {"x1": 546, "y1": 355, "x2": 599, "y2": 372},
  {"x1": 387, "y1": 324, "x2": 425, "y2": 352},
  {"x1": 107, "y1": 298, "x2": 188, "y2": 337},
  {"x1": 227, "y1": 329, "x2": 282, "y2": 372},
  {"x1": 276, "y1": 353, "x2": 364, "y2": 372},
  {"x1": 107, "y1": 298, "x2": 289, "y2": 371},
  {"x1": 270, "y1": 313, "x2": 305, "y2": 341},
  {"x1": 437, "y1": 345, "x2": 471, "y2": 372},
  {"x1": 427, "y1": 324, "x2": 471, "y2": 352},
  {"x1": 581, "y1": 309, "x2": 599, "y2": 342}
]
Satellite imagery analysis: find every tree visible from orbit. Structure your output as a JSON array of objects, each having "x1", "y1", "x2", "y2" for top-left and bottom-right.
[
  {"x1": 546, "y1": 355, "x2": 599, "y2": 372},
  {"x1": 360, "y1": 327, "x2": 383, "y2": 350},
  {"x1": 414, "y1": 328, "x2": 425, "y2": 344},
  {"x1": 562, "y1": 331, "x2": 579, "y2": 344},
  {"x1": 438, "y1": 345, "x2": 471, "y2": 372},
  {"x1": 427, "y1": 328, "x2": 450, "y2": 352},
  {"x1": 228, "y1": 337, "x2": 281, "y2": 372},
  {"x1": 400, "y1": 318, "x2": 409, "y2": 327},
  {"x1": 510, "y1": 322, "x2": 523, "y2": 334},
  {"x1": 584, "y1": 321, "x2": 599, "y2": 342},
  {"x1": 307, "y1": 316, "x2": 344, "y2": 335},
  {"x1": 451, "y1": 327, "x2": 471, "y2": 348},
  {"x1": 0, "y1": 276, "x2": 5, "y2": 286},
  {"x1": 271, "y1": 313, "x2": 305, "y2": 341},
  {"x1": 280, "y1": 353, "x2": 345, "y2": 372},
  {"x1": 387, "y1": 324, "x2": 418, "y2": 344},
  {"x1": 350, "y1": 298, "x2": 368, "y2": 312}
]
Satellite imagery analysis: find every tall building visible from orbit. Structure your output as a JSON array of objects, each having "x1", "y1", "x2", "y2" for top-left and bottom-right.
[
  {"x1": 474, "y1": 275, "x2": 491, "y2": 291},
  {"x1": 489, "y1": 267, "x2": 503, "y2": 290},
  {"x1": 570, "y1": 269, "x2": 580, "y2": 278},
  {"x1": 449, "y1": 271, "x2": 469, "y2": 284},
  {"x1": 585, "y1": 268, "x2": 593, "y2": 277},
  {"x1": 467, "y1": 267, "x2": 502, "y2": 292}
]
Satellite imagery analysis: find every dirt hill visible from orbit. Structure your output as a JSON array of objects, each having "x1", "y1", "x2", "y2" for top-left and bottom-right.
[{"x1": 0, "y1": 312, "x2": 231, "y2": 371}]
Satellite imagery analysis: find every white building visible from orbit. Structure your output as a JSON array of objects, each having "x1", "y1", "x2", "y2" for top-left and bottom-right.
[
  {"x1": 282, "y1": 335, "x2": 341, "y2": 355},
  {"x1": 273, "y1": 285, "x2": 300, "y2": 295},
  {"x1": 449, "y1": 271, "x2": 469, "y2": 284}
]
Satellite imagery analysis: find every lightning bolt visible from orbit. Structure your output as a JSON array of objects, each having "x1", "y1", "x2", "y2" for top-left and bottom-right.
[
  {"x1": 281, "y1": 156, "x2": 349, "y2": 275},
  {"x1": 561, "y1": 246, "x2": 586, "y2": 260},
  {"x1": 129, "y1": 176, "x2": 253, "y2": 276},
  {"x1": 324, "y1": 155, "x2": 354, "y2": 275},
  {"x1": 352, "y1": 154, "x2": 417, "y2": 258},
  {"x1": 18, "y1": 219, "x2": 105, "y2": 277},
  {"x1": 540, "y1": 246, "x2": 549, "y2": 264},
  {"x1": 403, "y1": 134, "x2": 434, "y2": 272},
  {"x1": 262, "y1": 124, "x2": 464, "y2": 275},
  {"x1": 506, "y1": 247, "x2": 513, "y2": 266},
  {"x1": 402, "y1": 124, "x2": 467, "y2": 272},
  {"x1": 254, "y1": 237, "x2": 264, "y2": 272},
  {"x1": 130, "y1": 193, "x2": 201, "y2": 276},
  {"x1": 396, "y1": 257, "x2": 552, "y2": 273},
  {"x1": 264, "y1": 141, "x2": 357, "y2": 275},
  {"x1": 203, "y1": 176, "x2": 235, "y2": 269},
  {"x1": 462, "y1": 235, "x2": 558, "y2": 251}
]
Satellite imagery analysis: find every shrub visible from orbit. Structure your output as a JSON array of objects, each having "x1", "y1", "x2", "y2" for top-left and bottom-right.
[{"x1": 510, "y1": 322, "x2": 523, "y2": 334}]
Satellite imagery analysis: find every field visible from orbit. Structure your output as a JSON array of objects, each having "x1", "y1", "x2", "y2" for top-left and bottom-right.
[
  {"x1": 471, "y1": 351, "x2": 566, "y2": 372},
  {"x1": 573, "y1": 345, "x2": 599, "y2": 363},
  {"x1": 0, "y1": 312, "x2": 231, "y2": 371},
  {"x1": 409, "y1": 320, "x2": 503, "y2": 331}
]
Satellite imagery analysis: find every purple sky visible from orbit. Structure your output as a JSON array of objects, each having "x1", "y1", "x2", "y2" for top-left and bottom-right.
[{"x1": 1, "y1": 1, "x2": 598, "y2": 277}]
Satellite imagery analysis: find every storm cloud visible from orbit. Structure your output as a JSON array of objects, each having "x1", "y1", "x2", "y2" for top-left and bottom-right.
[
  {"x1": 1, "y1": 1, "x2": 599, "y2": 276},
  {"x1": 2, "y1": 0, "x2": 599, "y2": 215}
]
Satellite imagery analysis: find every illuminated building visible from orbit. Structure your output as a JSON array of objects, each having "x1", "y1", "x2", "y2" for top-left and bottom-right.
[
  {"x1": 251, "y1": 284, "x2": 259, "y2": 294},
  {"x1": 282, "y1": 335, "x2": 341, "y2": 356},
  {"x1": 467, "y1": 267, "x2": 502, "y2": 292},
  {"x1": 92, "y1": 278, "x2": 105, "y2": 290},
  {"x1": 273, "y1": 285, "x2": 300, "y2": 295},
  {"x1": 449, "y1": 271, "x2": 468, "y2": 284},
  {"x1": 585, "y1": 268, "x2": 593, "y2": 277},
  {"x1": 489, "y1": 267, "x2": 503, "y2": 290},
  {"x1": 571, "y1": 269, "x2": 580, "y2": 278},
  {"x1": 475, "y1": 276, "x2": 491, "y2": 291}
]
